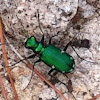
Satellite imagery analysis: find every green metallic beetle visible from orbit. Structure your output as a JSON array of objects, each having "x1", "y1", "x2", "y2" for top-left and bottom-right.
[
  {"x1": 24, "y1": 9, "x2": 75, "y2": 74},
  {"x1": 25, "y1": 35, "x2": 75, "y2": 73}
]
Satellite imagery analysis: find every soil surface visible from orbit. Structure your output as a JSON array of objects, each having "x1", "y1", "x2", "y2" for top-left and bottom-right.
[{"x1": 0, "y1": 0, "x2": 100, "y2": 100}]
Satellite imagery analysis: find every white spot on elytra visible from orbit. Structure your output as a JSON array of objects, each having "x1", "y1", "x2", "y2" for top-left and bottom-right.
[
  {"x1": 73, "y1": 64, "x2": 75, "y2": 68},
  {"x1": 24, "y1": 38, "x2": 27, "y2": 43},
  {"x1": 61, "y1": 50, "x2": 64, "y2": 53},
  {"x1": 52, "y1": 66, "x2": 55, "y2": 69},
  {"x1": 70, "y1": 69, "x2": 73, "y2": 72},
  {"x1": 70, "y1": 57, "x2": 73, "y2": 60},
  {"x1": 62, "y1": 71, "x2": 65, "y2": 73}
]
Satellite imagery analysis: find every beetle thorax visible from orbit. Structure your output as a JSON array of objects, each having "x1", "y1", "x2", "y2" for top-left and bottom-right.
[{"x1": 34, "y1": 42, "x2": 44, "y2": 54}]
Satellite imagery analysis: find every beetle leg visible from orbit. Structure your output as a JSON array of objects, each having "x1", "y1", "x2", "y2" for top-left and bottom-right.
[
  {"x1": 30, "y1": 59, "x2": 41, "y2": 82},
  {"x1": 49, "y1": 35, "x2": 57, "y2": 44},
  {"x1": 48, "y1": 68, "x2": 55, "y2": 75},
  {"x1": 49, "y1": 37, "x2": 52, "y2": 44},
  {"x1": 41, "y1": 34, "x2": 44, "y2": 45},
  {"x1": 34, "y1": 59, "x2": 41, "y2": 67},
  {"x1": 71, "y1": 46, "x2": 96, "y2": 63},
  {"x1": 49, "y1": 31, "x2": 62, "y2": 45},
  {"x1": 24, "y1": 58, "x2": 41, "y2": 89},
  {"x1": 63, "y1": 33, "x2": 78, "y2": 51},
  {"x1": 48, "y1": 70, "x2": 68, "y2": 88},
  {"x1": 63, "y1": 41, "x2": 72, "y2": 51},
  {"x1": 11, "y1": 54, "x2": 36, "y2": 70}
]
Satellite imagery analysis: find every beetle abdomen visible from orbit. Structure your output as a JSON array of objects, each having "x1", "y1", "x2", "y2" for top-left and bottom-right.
[{"x1": 41, "y1": 45, "x2": 75, "y2": 73}]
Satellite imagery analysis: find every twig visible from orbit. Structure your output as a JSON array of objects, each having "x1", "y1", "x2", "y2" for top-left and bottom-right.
[
  {"x1": 0, "y1": 17, "x2": 19, "y2": 100},
  {"x1": 4, "y1": 34, "x2": 33, "y2": 90},
  {"x1": 88, "y1": 94, "x2": 100, "y2": 100},
  {"x1": 0, "y1": 74, "x2": 8, "y2": 100},
  {"x1": 4, "y1": 35, "x2": 23, "y2": 59}
]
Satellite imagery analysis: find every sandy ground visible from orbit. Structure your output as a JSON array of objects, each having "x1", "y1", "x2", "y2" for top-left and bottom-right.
[{"x1": 0, "y1": 0, "x2": 100, "y2": 100}]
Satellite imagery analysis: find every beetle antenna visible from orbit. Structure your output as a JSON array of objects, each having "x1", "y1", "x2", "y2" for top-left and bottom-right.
[{"x1": 37, "y1": 9, "x2": 44, "y2": 35}]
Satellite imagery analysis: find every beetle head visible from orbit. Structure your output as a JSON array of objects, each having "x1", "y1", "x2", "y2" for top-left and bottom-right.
[{"x1": 25, "y1": 36, "x2": 38, "y2": 49}]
